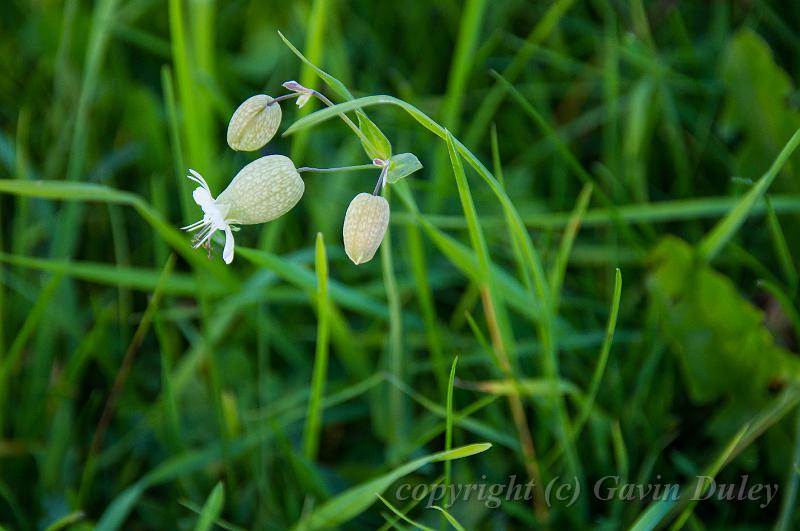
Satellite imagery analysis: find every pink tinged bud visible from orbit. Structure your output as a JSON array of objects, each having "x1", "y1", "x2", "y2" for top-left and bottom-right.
[
  {"x1": 226, "y1": 94, "x2": 282, "y2": 151},
  {"x1": 342, "y1": 193, "x2": 390, "y2": 265},
  {"x1": 216, "y1": 155, "x2": 304, "y2": 225},
  {"x1": 281, "y1": 80, "x2": 305, "y2": 92}
]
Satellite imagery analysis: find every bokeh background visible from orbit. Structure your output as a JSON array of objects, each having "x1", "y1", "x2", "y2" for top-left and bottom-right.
[{"x1": 2, "y1": 0, "x2": 800, "y2": 529}]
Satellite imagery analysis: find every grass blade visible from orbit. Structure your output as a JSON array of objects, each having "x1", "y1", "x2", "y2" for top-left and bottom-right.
[
  {"x1": 278, "y1": 29, "x2": 353, "y2": 100},
  {"x1": 377, "y1": 495, "x2": 435, "y2": 531},
  {"x1": 549, "y1": 182, "x2": 594, "y2": 310},
  {"x1": 429, "y1": 506, "x2": 466, "y2": 531},
  {"x1": 292, "y1": 443, "x2": 491, "y2": 530},
  {"x1": 43, "y1": 511, "x2": 85, "y2": 531},
  {"x1": 698, "y1": 127, "x2": 800, "y2": 262},
  {"x1": 195, "y1": 482, "x2": 225, "y2": 531},
  {"x1": 381, "y1": 186, "x2": 406, "y2": 462},
  {"x1": 572, "y1": 268, "x2": 622, "y2": 439},
  {"x1": 303, "y1": 233, "x2": 330, "y2": 461},
  {"x1": 444, "y1": 357, "x2": 458, "y2": 509}
]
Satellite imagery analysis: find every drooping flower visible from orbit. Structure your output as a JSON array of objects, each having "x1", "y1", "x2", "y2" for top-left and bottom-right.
[
  {"x1": 182, "y1": 155, "x2": 305, "y2": 264},
  {"x1": 226, "y1": 94, "x2": 282, "y2": 151},
  {"x1": 342, "y1": 192, "x2": 390, "y2": 265}
]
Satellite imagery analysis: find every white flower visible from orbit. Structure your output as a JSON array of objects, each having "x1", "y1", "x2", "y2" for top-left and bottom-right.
[
  {"x1": 182, "y1": 169, "x2": 237, "y2": 264},
  {"x1": 342, "y1": 192, "x2": 390, "y2": 265},
  {"x1": 226, "y1": 94, "x2": 282, "y2": 151},
  {"x1": 182, "y1": 155, "x2": 305, "y2": 264}
]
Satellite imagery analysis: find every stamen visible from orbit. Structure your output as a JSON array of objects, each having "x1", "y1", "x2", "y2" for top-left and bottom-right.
[
  {"x1": 181, "y1": 219, "x2": 207, "y2": 231},
  {"x1": 187, "y1": 169, "x2": 211, "y2": 191},
  {"x1": 192, "y1": 225, "x2": 214, "y2": 248}
]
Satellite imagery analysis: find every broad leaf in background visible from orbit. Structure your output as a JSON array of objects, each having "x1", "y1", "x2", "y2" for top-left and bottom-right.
[
  {"x1": 647, "y1": 236, "x2": 800, "y2": 437},
  {"x1": 720, "y1": 29, "x2": 800, "y2": 192}
]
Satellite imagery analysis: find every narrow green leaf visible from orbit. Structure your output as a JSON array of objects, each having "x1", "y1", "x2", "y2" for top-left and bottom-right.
[
  {"x1": 357, "y1": 111, "x2": 392, "y2": 160},
  {"x1": 628, "y1": 385, "x2": 800, "y2": 531},
  {"x1": 491, "y1": 70, "x2": 641, "y2": 249},
  {"x1": 668, "y1": 426, "x2": 749, "y2": 530},
  {"x1": 195, "y1": 482, "x2": 225, "y2": 531},
  {"x1": 381, "y1": 186, "x2": 406, "y2": 460},
  {"x1": 0, "y1": 252, "x2": 223, "y2": 296},
  {"x1": 0, "y1": 179, "x2": 238, "y2": 289},
  {"x1": 303, "y1": 233, "x2": 330, "y2": 461},
  {"x1": 549, "y1": 182, "x2": 594, "y2": 309},
  {"x1": 628, "y1": 497, "x2": 678, "y2": 531},
  {"x1": 236, "y1": 246, "x2": 387, "y2": 318},
  {"x1": 277, "y1": 30, "x2": 353, "y2": 101},
  {"x1": 432, "y1": 443, "x2": 492, "y2": 461},
  {"x1": 572, "y1": 268, "x2": 622, "y2": 439},
  {"x1": 429, "y1": 506, "x2": 466, "y2": 531},
  {"x1": 777, "y1": 406, "x2": 800, "y2": 531},
  {"x1": 444, "y1": 357, "x2": 458, "y2": 508},
  {"x1": 44, "y1": 511, "x2": 86, "y2": 531},
  {"x1": 764, "y1": 195, "x2": 798, "y2": 289},
  {"x1": 698, "y1": 126, "x2": 800, "y2": 262},
  {"x1": 292, "y1": 443, "x2": 491, "y2": 529},
  {"x1": 180, "y1": 500, "x2": 246, "y2": 531},
  {"x1": 376, "y1": 495, "x2": 435, "y2": 531}
]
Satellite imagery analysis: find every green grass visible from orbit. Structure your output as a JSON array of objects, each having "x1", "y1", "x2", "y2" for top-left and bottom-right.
[
  {"x1": 302, "y1": 233, "x2": 330, "y2": 460},
  {"x1": 3, "y1": 1, "x2": 800, "y2": 529}
]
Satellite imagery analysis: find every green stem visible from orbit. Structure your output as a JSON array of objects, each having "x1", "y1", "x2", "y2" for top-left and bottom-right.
[{"x1": 297, "y1": 164, "x2": 376, "y2": 173}]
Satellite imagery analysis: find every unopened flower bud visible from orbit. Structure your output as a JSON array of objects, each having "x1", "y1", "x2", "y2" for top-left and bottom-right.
[
  {"x1": 342, "y1": 192, "x2": 390, "y2": 265},
  {"x1": 282, "y1": 80, "x2": 314, "y2": 108},
  {"x1": 226, "y1": 94, "x2": 282, "y2": 151}
]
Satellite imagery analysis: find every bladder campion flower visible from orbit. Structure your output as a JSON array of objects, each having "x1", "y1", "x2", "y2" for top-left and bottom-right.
[
  {"x1": 342, "y1": 192, "x2": 390, "y2": 265},
  {"x1": 182, "y1": 155, "x2": 304, "y2": 264},
  {"x1": 226, "y1": 94, "x2": 282, "y2": 151}
]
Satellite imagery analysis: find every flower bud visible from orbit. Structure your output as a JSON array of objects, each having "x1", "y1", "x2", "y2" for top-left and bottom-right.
[
  {"x1": 342, "y1": 192, "x2": 390, "y2": 265},
  {"x1": 217, "y1": 155, "x2": 304, "y2": 224},
  {"x1": 226, "y1": 94, "x2": 282, "y2": 151}
]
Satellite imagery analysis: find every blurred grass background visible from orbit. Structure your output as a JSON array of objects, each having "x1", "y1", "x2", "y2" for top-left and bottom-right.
[{"x1": 3, "y1": 0, "x2": 800, "y2": 529}]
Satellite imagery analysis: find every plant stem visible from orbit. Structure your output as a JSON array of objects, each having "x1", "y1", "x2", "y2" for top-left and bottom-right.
[
  {"x1": 373, "y1": 163, "x2": 388, "y2": 195},
  {"x1": 297, "y1": 164, "x2": 376, "y2": 173},
  {"x1": 309, "y1": 90, "x2": 359, "y2": 131},
  {"x1": 267, "y1": 92, "x2": 302, "y2": 105}
]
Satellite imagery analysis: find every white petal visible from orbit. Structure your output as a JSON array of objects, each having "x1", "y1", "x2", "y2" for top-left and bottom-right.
[
  {"x1": 187, "y1": 169, "x2": 211, "y2": 191},
  {"x1": 222, "y1": 227, "x2": 235, "y2": 264},
  {"x1": 192, "y1": 187, "x2": 215, "y2": 209}
]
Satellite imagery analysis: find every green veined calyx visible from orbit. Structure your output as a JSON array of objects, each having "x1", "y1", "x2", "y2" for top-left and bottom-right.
[
  {"x1": 226, "y1": 94, "x2": 282, "y2": 151},
  {"x1": 342, "y1": 192, "x2": 390, "y2": 265},
  {"x1": 182, "y1": 155, "x2": 305, "y2": 264},
  {"x1": 217, "y1": 155, "x2": 304, "y2": 224}
]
